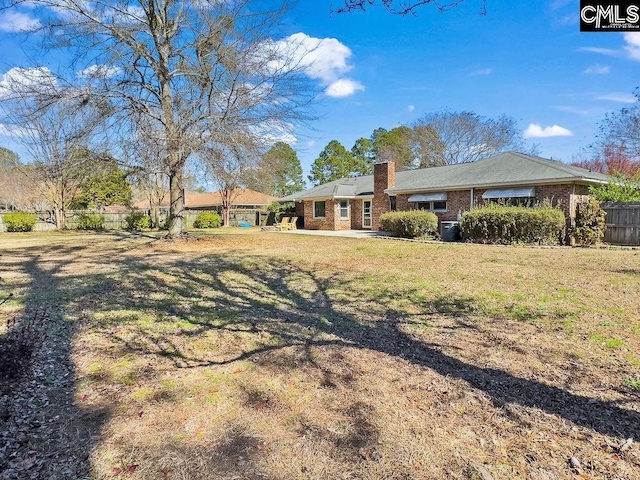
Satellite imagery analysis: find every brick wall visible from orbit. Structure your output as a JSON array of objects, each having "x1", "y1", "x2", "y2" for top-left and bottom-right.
[
  {"x1": 396, "y1": 190, "x2": 472, "y2": 223},
  {"x1": 372, "y1": 162, "x2": 395, "y2": 230},
  {"x1": 303, "y1": 199, "x2": 353, "y2": 230},
  {"x1": 350, "y1": 199, "x2": 363, "y2": 229},
  {"x1": 303, "y1": 200, "x2": 334, "y2": 230}
]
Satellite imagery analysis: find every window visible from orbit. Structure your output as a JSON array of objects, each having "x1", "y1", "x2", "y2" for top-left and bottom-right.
[
  {"x1": 417, "y1": 201, "x2": 447, "y2": 212},
  {"x1": 339, "y1": 200, "x2": 349, "y2": 219},
  {"x1": 482, "y1": 187, "x2": 535, "y2": 207},
  {"x1": 389, "y1": 196, "x2": 397, "y2": 212},
  {"x1": 314, "y1": 201, "x2": 326, "y2": 218},
  {"x1": 486, "y1": 197, "x2": 534, "y2": 207}
]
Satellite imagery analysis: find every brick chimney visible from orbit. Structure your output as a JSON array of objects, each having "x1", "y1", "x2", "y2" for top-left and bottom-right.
[{"x1": 372, "y1": 161, "x2": 395, "y2": 230}]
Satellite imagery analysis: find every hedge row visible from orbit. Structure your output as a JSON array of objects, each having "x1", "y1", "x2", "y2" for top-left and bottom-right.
[
  {"x1": 193, "y1": 211, "x2": 222, "y2": 228},
  {"x1": 380, "y1": 210, "x2": 438, "y2": 239},
  {"x1": 2, "y1": 212, "x2": 37, "y2": 232},
  {"x1": 76, "y1": 213, "x2": 105, "y2": 230},
  {"x1": 460, "y1": 205, "x2": 566, "y2": 245}
]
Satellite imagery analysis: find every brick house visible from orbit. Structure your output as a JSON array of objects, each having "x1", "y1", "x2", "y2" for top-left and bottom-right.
[{"x1": 279, "y1": 152, "x2": 610, "y2": 233}]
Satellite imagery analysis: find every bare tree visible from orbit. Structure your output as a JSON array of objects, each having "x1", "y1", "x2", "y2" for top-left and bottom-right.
[
  {"x1": 0, "y1": 149, "x2": 49, "y2": 212},
  {"x1": 588, "y1": 90, "x2": 640, "y2": 175},
  {"x1": 412, "y1": 111, "x2": 537, "y2": 165},
  {"x1": 124, "y1": 123, "x2": 170, "y2": 228},
  {"x1": 334, "y1": 0, "x2": 486, "y2": 15},
  {"x1": 201, "y1": 131, "x2": 260, "y2": 227},
  {"x1": 4, "y1": 0, "x2": 314, "y2": 236},
  {"x1": 0, "y1": 72, "x2": 109, "y2": 228}
]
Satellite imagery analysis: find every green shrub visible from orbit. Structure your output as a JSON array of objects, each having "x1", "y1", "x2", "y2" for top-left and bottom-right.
[
  {"x1": 460, "y1": 204, "x2": 566, "y2": 245},
  {"x1": 2, "y1": 212, "x2": 37, "y2": 232},
  {"x1": 193, "y1": 212, "x2": 222, "y2": 229},
  {"x1": 75, "y1": 213, "x2": 105, "y2": 230},
  {"x1": 590, "y1": 176, "x2": 640, "y2": 202},
  {"x1": 573, "y1": 197, "x2": 606, "y2": 246},
  {"x1": 380, "y1": 210, "x2": 438, "y2": 239},
  {"x1": 125, "y1": 211, "x2": 151, "y2": 231}
]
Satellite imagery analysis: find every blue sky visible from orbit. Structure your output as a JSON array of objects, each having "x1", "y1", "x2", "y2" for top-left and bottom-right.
[
  {"x1": 1, "y1": 0, "x2": 639, "y2": 183},
  {"x1": 286, "y1": 0, "x2": 640, "y2": 177}
]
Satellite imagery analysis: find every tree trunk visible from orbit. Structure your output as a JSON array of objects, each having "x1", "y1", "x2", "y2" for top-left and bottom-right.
[
  {"x1": 150, "y1": 203, "x2": 160, "y2": 229},
  {"x1": 54, "y1": 207, "x2": 65, "y2": 230},
  {"x1": 223, "y1": 205, "x2": 231, "y2": 227},
  {"x1": 168, "y1": 169, "x2": 184, "y2": 236}
]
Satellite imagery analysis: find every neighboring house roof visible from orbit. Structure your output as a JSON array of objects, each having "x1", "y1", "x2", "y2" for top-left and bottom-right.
[
  {"x1": 280, "y1": 152, "x2": 610, "y2": 201},
  {"x1": 187, "y1": 189, "x2": 278, "y2": 207},
  {"x1": 133, "y1": 188, "x2": 277, "y2": 209}
]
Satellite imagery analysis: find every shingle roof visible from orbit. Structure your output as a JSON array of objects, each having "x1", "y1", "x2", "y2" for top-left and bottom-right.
[
  {"x1": 279, "y1": 152, "x2": 610, "y2": 201},
  {"x1": 279, "y1": 175, "x2": 374, "y2": 202},
  {"x1": 133, "y1": 188, "x2": 277, "y2": 209},
  {"x1": 187, "y1": 189, "x2": 277, "y2": 207}
]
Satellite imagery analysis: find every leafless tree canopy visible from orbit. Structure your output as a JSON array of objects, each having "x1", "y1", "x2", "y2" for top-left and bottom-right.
[
  {"x1": 0, "y1": 71, "x2": 110, "y2": 228},
  {"x1": 4, "y1": 0, "x2": 315, "y2": 235},
  {"x1": 200, "y1": 130, "x2": 261, "y2": 227},
  {"x1": 412, "y1": 111, "x2": 537, "y2": 165},
  {"x1": 334, "y1": 0, "x2": 486, "y2": 15}
]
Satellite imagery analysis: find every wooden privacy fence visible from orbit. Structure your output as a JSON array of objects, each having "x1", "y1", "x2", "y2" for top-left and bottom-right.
[{"x1": 601, "y1": 202, "x2": 640, "y2": 246}]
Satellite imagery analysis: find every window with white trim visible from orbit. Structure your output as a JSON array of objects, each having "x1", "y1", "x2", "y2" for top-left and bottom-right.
[
  {"x1": 314, "y1": 201, "x2": 326, "y2": 218},
  {"x1": 339, "y1": 200, "x2": 349, "y2": 220}
]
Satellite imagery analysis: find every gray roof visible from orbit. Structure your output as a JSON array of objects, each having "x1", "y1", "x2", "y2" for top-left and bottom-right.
[
  {"x1": 279, "y1": 175, "x2": 374, "y2": 202},
  {"x1": 279, "y1": 152, "x2": 610, "y2": 202}
]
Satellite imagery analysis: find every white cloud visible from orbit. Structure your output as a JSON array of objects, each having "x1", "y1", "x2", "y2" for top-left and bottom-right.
[
  {"x1": 276, "y1": 33, "x2": 353, "y2": 83},
  {"x1": 584, "y1": 64, "x2": 610, "y2": 74},
  {"x1": 596, "y1": 92, "x2": 636, "y2": 103},
  {"x1": 269, "y1": 32, "x2": 363, "y2": 98},
  {"x1": 78, "y1": 64, "x2": 122, "y2": 79},
  {"x1": 553, "y1": 105, "x2": 591, "y2": 115},
  {"x1": 523, "y1": 124, "x2": 573, "y2": 139},
  {"x1": 578, "y1": 46, "x2": 619, "y2": 56},
  {"x1": 252, "y1": 120, "x2": 297, "y2": 146},
  {"x1": 623, "y1": 32, "x2": 640, "y2": 61},
  {"x1": 471, "y1": 68, "x2": 492, "y2": 76},
  {"x1": 325, "y1": 79, "x2": 364, "y2": 98},
  {"x1": 407, "y1": 105, "x2": 415, "y2": 112},
  {"x1": 0, "y1": 123, "x2": 30, "y2": 137},
  {"x1": 0, "y1": 11, "x2": 41, "y2": 32},
  {"x1": 0, "y1": 67, "x2": 58, "y2": 99},
  {"x1": 305, "y1": 140, "x2": 315, "y2": 148}
]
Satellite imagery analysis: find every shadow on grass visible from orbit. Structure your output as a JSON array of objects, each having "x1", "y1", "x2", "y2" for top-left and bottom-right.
[
  {"x1": 75, "y1": 246, "x2": 639, "y2": 441},
  {"x1": 1, "y1": 234, "x2": 639, "y2": 477},
  {"x1": 0, "y1": 249, "x2": 111, "y2": 478}
]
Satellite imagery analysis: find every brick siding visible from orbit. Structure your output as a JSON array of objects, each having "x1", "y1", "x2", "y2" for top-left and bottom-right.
[
  {"x1": 372, "y1": 162, "x2": 395, "y2": 230},
  {"x1": 303, "y1": 181, "x2": 593, "y2": 234},
  {"x1": 350, "y1": 199, "x2": 364, "y2": 229},
  {"x1": 303, "y1": 199, "x2": 353, "y2": 230}
]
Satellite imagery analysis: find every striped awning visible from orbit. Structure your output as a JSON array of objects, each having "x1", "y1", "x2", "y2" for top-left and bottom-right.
[{"x1": 408, "y1": 192, "x2": 448, "y2": 202}]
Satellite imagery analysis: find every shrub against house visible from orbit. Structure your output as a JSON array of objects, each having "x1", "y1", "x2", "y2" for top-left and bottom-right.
[{"x1": 460, "y1": 204, "x2": 566, "y2": 245}]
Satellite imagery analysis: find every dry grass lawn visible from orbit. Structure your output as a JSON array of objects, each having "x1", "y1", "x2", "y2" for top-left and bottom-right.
[{"x1": 0, "y1": 230, "x2": 639, "y2": 480}]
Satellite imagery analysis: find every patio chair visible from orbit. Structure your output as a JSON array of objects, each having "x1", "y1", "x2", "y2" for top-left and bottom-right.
[
  {"x1": 286, "y1": 216, "x2": 298, "y2": 230},
  {"x1": 274, "y1": 216, "x2": 290, "y2": 231}
]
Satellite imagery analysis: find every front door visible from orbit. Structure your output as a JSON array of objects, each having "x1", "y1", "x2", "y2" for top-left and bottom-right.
[{"x1": 362, "y1": 200, "x2": 372, "y2": 229}]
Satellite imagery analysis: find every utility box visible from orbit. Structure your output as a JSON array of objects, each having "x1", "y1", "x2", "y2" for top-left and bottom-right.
[{"x1": 440, "y1": 221, "x2": 461, "y2": 242}]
